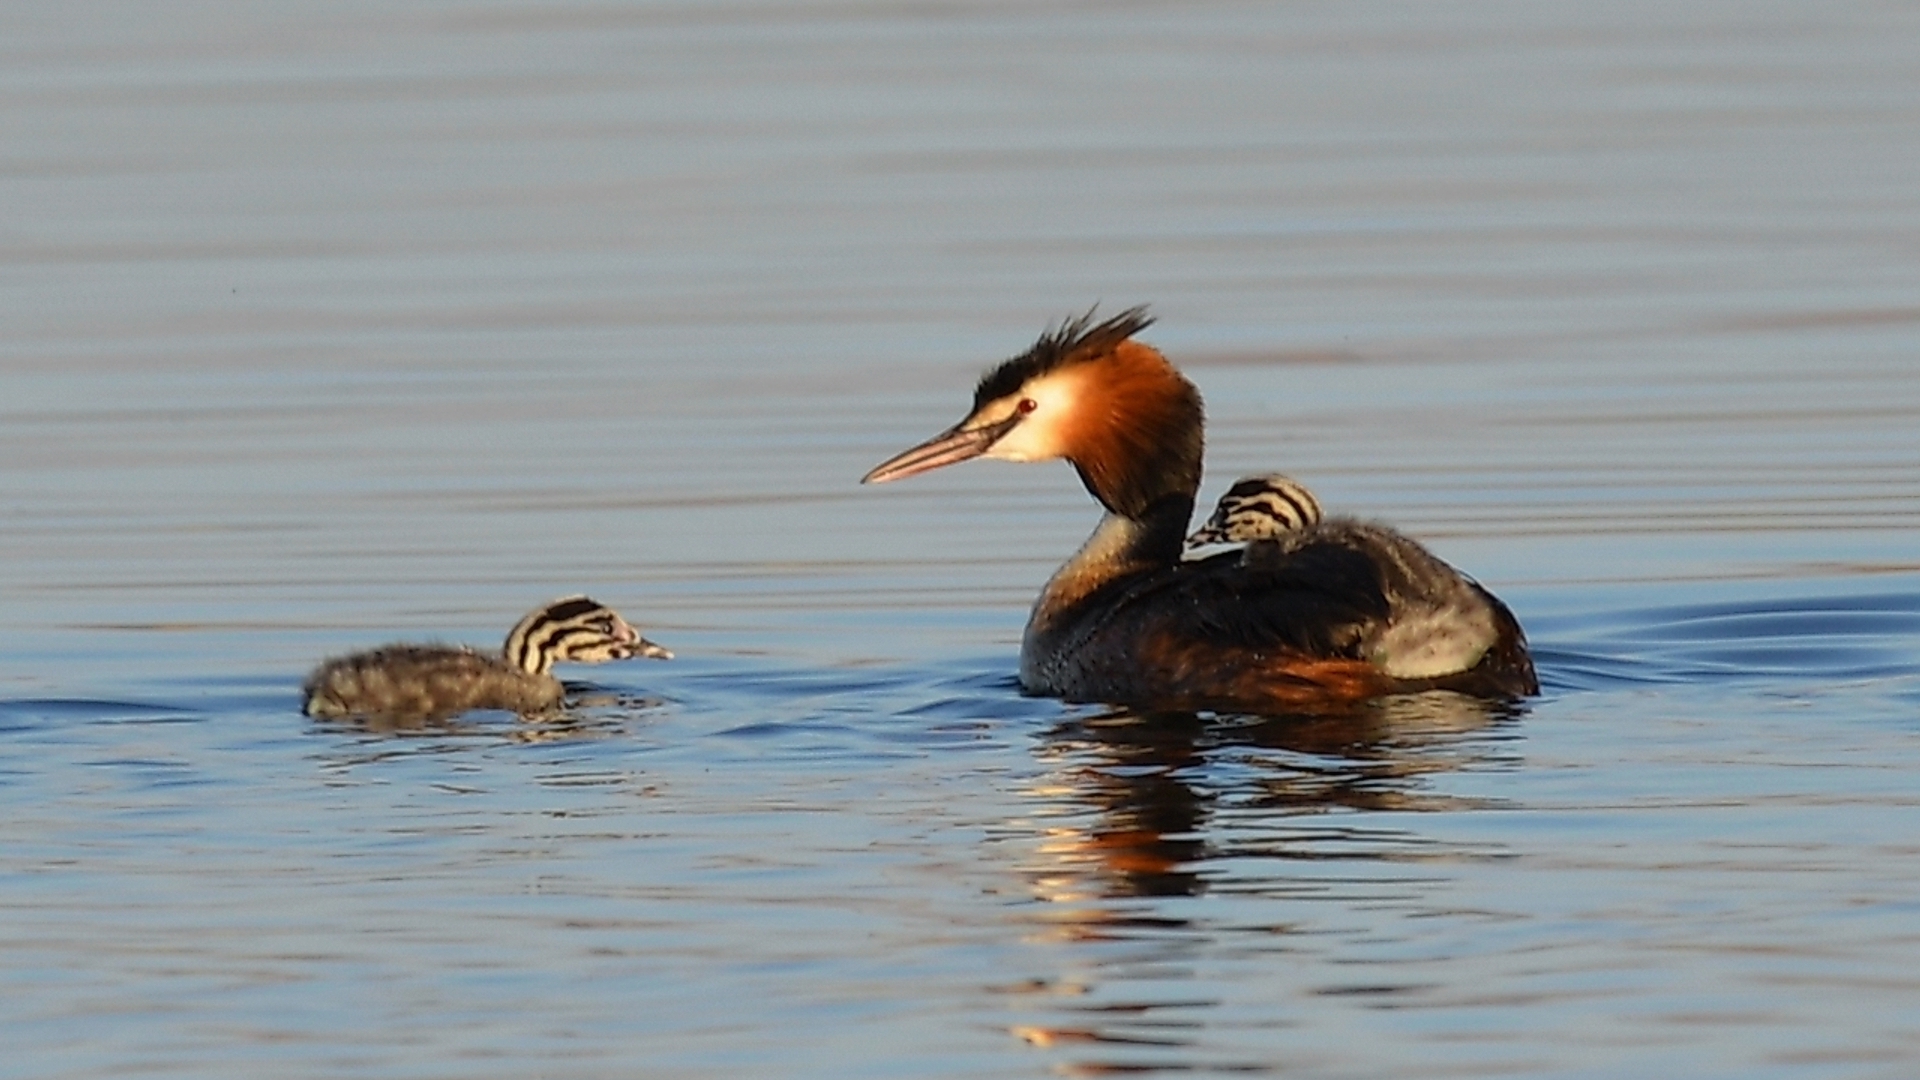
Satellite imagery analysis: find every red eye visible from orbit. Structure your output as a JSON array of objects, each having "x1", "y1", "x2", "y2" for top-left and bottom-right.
[{"x1": 1016, "y1": 398, "x2": 1037, "y2": 415}]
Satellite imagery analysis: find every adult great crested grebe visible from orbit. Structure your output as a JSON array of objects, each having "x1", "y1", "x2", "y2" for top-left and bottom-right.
[
  {"x1": 303, "y1": 595, "x2": 671, "y2": 723},
  {"x1": 862, "y1": 308, "x2": 1536, "y2": 712}
]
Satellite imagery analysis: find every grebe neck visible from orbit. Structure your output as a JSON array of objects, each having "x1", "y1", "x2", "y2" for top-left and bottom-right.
[
  {"x1": 1037, "y1": 338, "x2": 1203, "y2": 629},
  {"x1": 1031, "y1": 492, "x2": 1193, "y2": 628}
]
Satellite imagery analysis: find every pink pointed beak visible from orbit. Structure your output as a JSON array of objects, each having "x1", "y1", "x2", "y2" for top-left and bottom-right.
[{"x1": 861, "y1": 414, "x2": 1021, "y2": 484}]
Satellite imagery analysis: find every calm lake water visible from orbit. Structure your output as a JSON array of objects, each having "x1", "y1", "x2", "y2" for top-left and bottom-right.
[{"x1": 4, "y1": 2, "x2": 1919, "y2": 1077}]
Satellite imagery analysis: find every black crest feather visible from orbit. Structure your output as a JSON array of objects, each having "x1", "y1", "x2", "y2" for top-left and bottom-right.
[{"x1": 973, "y1": 305, "x2": 1156, "y2": 410}]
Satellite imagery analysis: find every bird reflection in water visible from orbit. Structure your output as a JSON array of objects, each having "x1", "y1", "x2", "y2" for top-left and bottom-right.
[
  {"x1": 1024, "y1": 691, "x2": 1523, "y2": 903},
  {"x1": 1000, "y1": 692, "x2": 1525, "y2": 1070},
  {"x1": 309, "y1": 690, "x2": 668, "y2": 743}
]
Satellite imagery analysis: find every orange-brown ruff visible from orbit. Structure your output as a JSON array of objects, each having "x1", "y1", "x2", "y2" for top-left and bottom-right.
[{"x1": 862, "y1": 308, "x2": 1537, "y2": 713}]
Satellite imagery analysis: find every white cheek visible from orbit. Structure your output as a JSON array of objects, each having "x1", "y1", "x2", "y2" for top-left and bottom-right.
[
  {"x1": 986, "y1": 422, "x2": 1055, "y2": 462},
  {"x1": 982, "y1": 374, "x2": 1078, "y2": 462}
]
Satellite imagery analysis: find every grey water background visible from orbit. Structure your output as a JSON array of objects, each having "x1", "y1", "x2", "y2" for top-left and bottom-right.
[{"x1": 4, "y1": 1, "x2": 1919, "y2": 1076}]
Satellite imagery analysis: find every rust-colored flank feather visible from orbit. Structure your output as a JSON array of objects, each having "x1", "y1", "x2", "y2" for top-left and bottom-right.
[{"x1": 863, "y1": 306, "x2": 1538, "y2": 714}]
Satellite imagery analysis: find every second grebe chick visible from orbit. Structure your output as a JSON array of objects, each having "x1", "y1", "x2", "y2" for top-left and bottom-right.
[
  {"x1": 862, "y1": 307, "x2": 1537, "y2": 712},
  {"x1": 1186, "y1": 473, "x2": 1324, "y2": 548},
  {"x1": 1189, "y1": 475, "x2": 1536, "y2": 688},
  {"x1": 302, "y1": 596, "x2": 671, "y2": 723}
]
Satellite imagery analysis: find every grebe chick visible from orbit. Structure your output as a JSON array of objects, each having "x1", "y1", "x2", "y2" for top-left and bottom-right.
[
  {"x1": 1186, "y1": 473, "x2": 1323, "y2": 549},
  {"x1": 862, "y1": 307, "x2": 1536, "y2": 712},
  {"x1": 302, "y1": 596, "x2": 671, "y2": 723},
  {"x1": 1189, "y1": 475, "x2": 1537, "y2": 690}
]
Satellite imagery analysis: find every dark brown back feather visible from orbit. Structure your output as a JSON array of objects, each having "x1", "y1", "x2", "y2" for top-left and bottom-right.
[{"x1": 1109, "y1": 545, "x2": 1392, "y2": 658}]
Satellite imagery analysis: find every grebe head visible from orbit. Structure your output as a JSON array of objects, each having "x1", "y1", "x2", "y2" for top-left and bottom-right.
[
  {"x1": 1186, "y1": 473, "x2": 1325, "y2": 549},
  {"x1": 862, "y1": 306, "x2": 1205, "y2": 519},
  {"x1": 503, "y1": 595, "x2": 672, "y2": 676}
]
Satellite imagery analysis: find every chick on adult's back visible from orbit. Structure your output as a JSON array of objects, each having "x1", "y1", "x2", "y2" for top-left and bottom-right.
[
  {"x1": 303, "y1": 596, "x2": 670, "y2": 723},
  {"x1": 1186, "y1": 473, "x2": 1325, "y2": 548},
  {"x1": 1189, "y1": 473, "x2": 1536, "y2": 694}
]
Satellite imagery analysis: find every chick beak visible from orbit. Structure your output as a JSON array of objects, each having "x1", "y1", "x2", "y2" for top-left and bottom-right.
[{"x1": 1184, "y1": 522, "x2": 1231, "y2": 549}]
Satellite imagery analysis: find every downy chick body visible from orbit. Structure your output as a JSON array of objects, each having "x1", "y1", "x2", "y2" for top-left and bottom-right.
[{"x1": 303, "y1": 595, "x2": 670, "y2": 722}]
